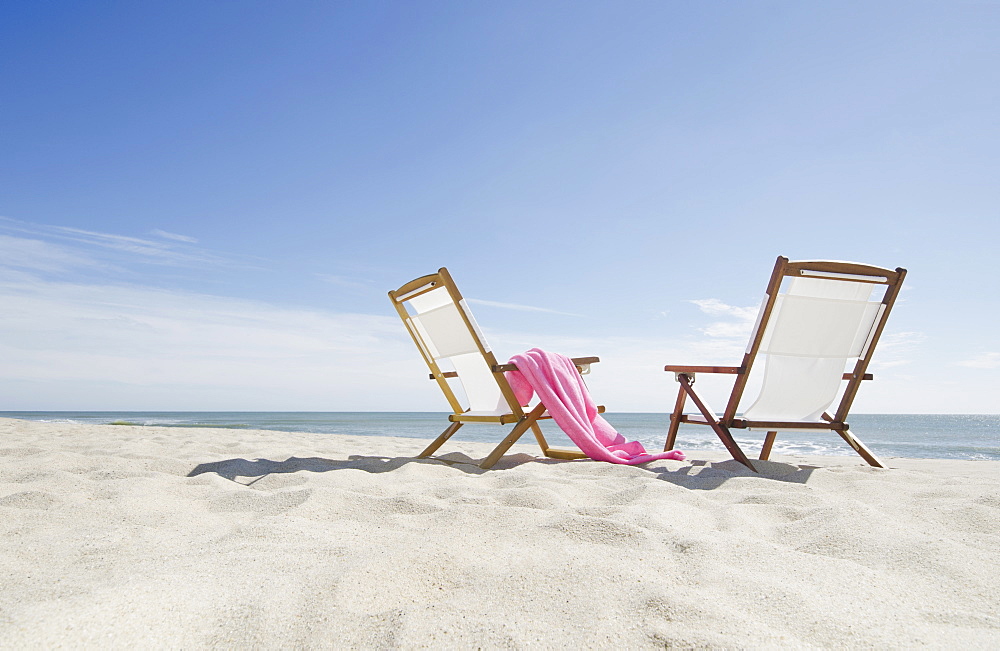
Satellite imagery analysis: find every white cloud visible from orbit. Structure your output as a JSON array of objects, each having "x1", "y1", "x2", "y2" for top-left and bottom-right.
[
  {"x1": 0, "y1": 234, "x2": 99, "y2": 273},
  {"x1": 880, "y1": 331, "x2": 926, "y2": 349},
  {"x1": 867, "y1": 331, "x2": 925, "y2": 371},
  {"x1": 151, "y1": 229, "x2": 199, "y2": 243},
  {"x1": 701, "y1": 322, "x2": 753, "y2": 339},
  {"x1": 957, "y1": 352, "x2": 1000, "y2": 369},
  {"x1": 53, "y1": 225, "x2": 218, "y2": 264},
  {"x1": 0, "y1": 272, "x2": 430, "y2": 410},
  {"x1": 0, "y1": 267, "x2": 987, "y2": 413},
  {"x1": 0, "y1": 261, "x2": 756, "y2": 412},
  {"x1": 872, "y1": 360, "x2": 910, "y2": 369},
  {"x1": 689, "y1": 298, "x2": 760, "y2": 339},
  {"x1": 689, "y1": 298, "x2": 759, "y2": 321},
  {"x1": 0, "y1": 217, "x2": 228, "y2": 267},
  {"x1": 0, "y1": 220, "x2": 428, "y2": 410},
  {"x1": 0, "y1": 218, "x2": 987, "y2": 414}
]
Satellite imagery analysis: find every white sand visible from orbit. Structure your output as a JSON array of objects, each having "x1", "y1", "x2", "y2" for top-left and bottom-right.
[{"x1": 1, "y1": 417, "x2": 998, "y2": 648}]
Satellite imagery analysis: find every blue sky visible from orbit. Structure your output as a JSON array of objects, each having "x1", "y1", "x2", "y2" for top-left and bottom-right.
[{"x1": 1, "y1": 1, "x2": 998, "y2": 412}]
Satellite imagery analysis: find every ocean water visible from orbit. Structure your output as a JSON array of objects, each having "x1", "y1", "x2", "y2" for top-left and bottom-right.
[{"x1": 3, "y1": 412, "x2": 998, "y2": 461}]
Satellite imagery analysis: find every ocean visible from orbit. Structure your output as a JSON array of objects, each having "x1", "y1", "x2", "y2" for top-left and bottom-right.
[{"x1": 3, "y1": 412, "x2": 998, "y2": 461}]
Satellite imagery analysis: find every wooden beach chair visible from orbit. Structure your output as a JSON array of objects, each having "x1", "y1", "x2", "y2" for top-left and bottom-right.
[
  {"x1": 389, "y1": 268, "x2": 601, "y2": 469},
  {"x1": 664, "y1": 257, "x2": 906, "y2": 471}
]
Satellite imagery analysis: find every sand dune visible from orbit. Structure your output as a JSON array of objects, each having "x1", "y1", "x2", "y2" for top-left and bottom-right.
[{"x1": 1, "y1": 417, "x2": 998, "y2": 648}]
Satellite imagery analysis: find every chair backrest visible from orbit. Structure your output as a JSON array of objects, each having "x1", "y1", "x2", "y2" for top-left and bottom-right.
[
  {"x1": 389, "y1": 268, "x2": 519, "y2": 417},
  {"x1": 731, "y1": 258, "x2": 906, "y2": 425}
]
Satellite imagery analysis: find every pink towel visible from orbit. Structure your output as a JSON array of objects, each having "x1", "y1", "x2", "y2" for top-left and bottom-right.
[{"x1": 505, "y1": 348, "x2": 685, "y2": 465}]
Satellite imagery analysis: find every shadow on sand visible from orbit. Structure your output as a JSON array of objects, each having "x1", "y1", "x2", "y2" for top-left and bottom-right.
[{"x1": 187, "y1": 453, "x2": 821, "y2": 490}]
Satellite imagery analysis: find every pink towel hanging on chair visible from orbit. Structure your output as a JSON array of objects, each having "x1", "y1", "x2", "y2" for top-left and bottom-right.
[{"x1": 505, "y1": 348, "x2": 685, "y2": 465}]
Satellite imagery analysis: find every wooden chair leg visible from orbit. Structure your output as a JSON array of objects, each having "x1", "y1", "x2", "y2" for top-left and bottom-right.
[
  {"x1": 480, "y1": 403, "x2": 547, "y2": 469},
  {"x1": 664, "y1": 384, "x2": 686, "y2": 452},
  {"x1": 531, "y1": 420, "x2": 588, "y2": 460},
  {"x1": 529, "y1": 421, "x2": 550, "y2": 452},
  {"x1": 677, "y1": 375, "x2": 756, "y2": 472},
  {"x1": 759, "y1": 431, "x2": 778, "y2": 460},
  {"x1": 836, "y1": 428, "x2": 886, "y2": 468},
  {"x1": 418, "y1": 421, "x2": 463, "y2": 458},
  {"x1": 708, "y1": 422, "x2": 756, "y2": 472}
]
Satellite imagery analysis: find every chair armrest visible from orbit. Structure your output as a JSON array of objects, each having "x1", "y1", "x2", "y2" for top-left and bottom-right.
[
  {"x1": 659, "y1": 367, "x2": 869, "y2": 379},
  {"x1": 491, "y1": 356, "x2": 600, "y2": 373},
  {"x1": 664, "y1": 365, "x2": 742, "y2": 374},
  {"x1": 433, "y1": 356, "x2": 602, "y2": 379}
]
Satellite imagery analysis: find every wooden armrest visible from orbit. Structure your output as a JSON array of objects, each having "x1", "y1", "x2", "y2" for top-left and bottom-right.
[
  {"x1": 659, "y1": 367, "x2": 870, "y2": 382},
  {"x1": 432, "y1": 357, "x2": 601, "y2": 379},
  {"x1": 660, "y1": 367, "x2": 870, "y2": 380},
  {"x1": 492, "y1": 356, "x2": 600, "y2": 373},
  {"x1": 664, "y1": 365, "x2": 742, "y2": 374}
]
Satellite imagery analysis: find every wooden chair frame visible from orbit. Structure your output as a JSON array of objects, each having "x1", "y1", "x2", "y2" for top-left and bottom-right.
[
  {"x1": 664, "y1": 257, "x2": 907, "y2": 471},
  {"x1": 390, "y1": 268, "x2": 600, "y2": 469}
]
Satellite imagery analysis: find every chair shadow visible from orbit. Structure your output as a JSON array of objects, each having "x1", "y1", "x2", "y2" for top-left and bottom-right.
[
  {"x1": 187, "y1": 452, "x2": 819, "y2": 489},
  {"x1": 642, "y1": 458, "x2": 821, "y2": 490},
  {"x1": 186, "y1": 452, "x2": 514, "y2": 484}
]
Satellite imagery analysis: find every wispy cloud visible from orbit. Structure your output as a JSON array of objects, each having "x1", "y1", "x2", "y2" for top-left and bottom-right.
[
  {"x1": 0, "y1": 263, "x2": 968, "y2": 413},
  {"x1": 0, "y1": 217, "x2": 228, "y2": 268},
  {"x1": 56, "y1": 225, "x2": 178, "y2": 255},
  {"x1": 868, "y1": 331, "x2": 925, "y2": 370},
  {"x1": 689, "y1": 298, "x2": 760, "y2": 339},
  {"x1": 689, "y1": 299, "x2": 759, "y2": 321},
  {"x1": 466, "y1": 298, "x2": 582, "y2": 317},
  {"x1": 0, "y1": 234, "x2": 99, "y2": 273},
  {"x1": 0, "y1": 271, "x2": 421, "y2": 410},
  {"x1": 956, "y1": 352, "x2": 1000, "y2": 369},
  {"x1": 52, "y1": 225, "x2": 220, "y2": 264},
  {"x1": 151, "y1": 229, "x2": 198, "y2": 243},
  {"x1": 0, "y1": 262, "x2": 747, "y2": 411},
  {"x1": 879, "y1": 331, "x2": 926, "y2": 351},
  {"x1": 0, "y1": 217, "x2": 425, "y2": 410}
]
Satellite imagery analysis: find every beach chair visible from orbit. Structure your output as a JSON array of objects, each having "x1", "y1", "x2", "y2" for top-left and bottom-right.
[
  {"x1": 389, "y1": 268, "x2": 600, "y2": 469},
  {"x1": 664, "y1": 257, "x2": 906, "y2": 471}
]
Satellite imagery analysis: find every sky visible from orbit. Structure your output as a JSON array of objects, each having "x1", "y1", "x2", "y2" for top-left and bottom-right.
[{"x1": 1, "y1": 1, "x2": 998, "y2": 413}]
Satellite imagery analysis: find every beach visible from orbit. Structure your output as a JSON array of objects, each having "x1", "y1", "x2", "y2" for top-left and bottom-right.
[{"x1": 1, "y1": 417, "x2": 998, "y2": 648}]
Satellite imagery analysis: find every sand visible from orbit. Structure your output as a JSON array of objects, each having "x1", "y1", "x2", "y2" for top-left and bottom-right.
[{"x1": 1, "y1": 417, "x2": 998, "y2": 648}]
